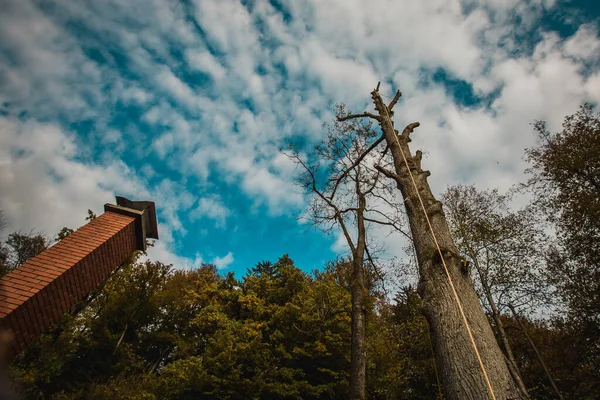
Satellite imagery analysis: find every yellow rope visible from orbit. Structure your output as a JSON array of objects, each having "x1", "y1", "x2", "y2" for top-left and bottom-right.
[{"x1": 392, "y1": 131, "x2": 497, "y2": 400}]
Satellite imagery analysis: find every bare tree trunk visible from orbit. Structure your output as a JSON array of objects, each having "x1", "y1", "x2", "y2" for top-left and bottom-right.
[
  {"x1": 341, "y1": 86, "x2": 526, "y2": 399},
  {"x1": 349, "y1": 193, "x2": 367, "y2": 400},
  {"x1": 487, "y1": 292, "x2": 529, "y2": 398},
  {"x1": 289, "y1": 121, "x2": 384, "y2": 400},
  {"x1": 508, "y1": 305, "x2": 564, "y2": 400},
  {"x1": 470, "y1": 255, "x2": 529, "y2": 398}
]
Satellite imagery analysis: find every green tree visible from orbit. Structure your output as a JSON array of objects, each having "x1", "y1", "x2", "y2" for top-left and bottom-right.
[
  {"x1": 55, "y1": 227, "x2": 74, "y2": 241},
  {"x1": 10, "y1": 259, "x2": 172, "y2": 398},
  {"x1": 494, "y1": 313, "x2": 599, "y2": 399},
  {"x1": 367, "y1": 286, "x2": 441, "y2": 399},
  {"x1": 10, "y1": 256, "x2": 356, "y2": 400},
  {"x1": 0, "y1": 231, "x2": 48, "y2": 277},
  {"x1": 55, "y1": 209, "x2": 97, "y2": 242},
  {"x1": 524, "y1": 103, "x2": 600, "y2": 396}
]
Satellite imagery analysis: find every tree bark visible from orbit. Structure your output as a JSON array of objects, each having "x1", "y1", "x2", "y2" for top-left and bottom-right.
[
  {"x1": 349, "y1": 192, "x2": 367, "y2": 400},
  {"x1": 349, "y1": 87, "x2": 526, "y2": 399}
]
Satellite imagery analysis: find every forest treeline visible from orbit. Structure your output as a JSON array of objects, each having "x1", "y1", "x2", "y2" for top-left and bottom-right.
[
  {"x1": 0, "y1": 102, "x2": 598, "y2": 399},
  {"x1": 0, "y1": 256, "x2": 594, "y2": 399}
]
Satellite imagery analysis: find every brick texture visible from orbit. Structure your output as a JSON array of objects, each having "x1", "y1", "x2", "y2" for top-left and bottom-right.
[{"x1": 0, "y1": 211, "x2": 138, "y2": 360}]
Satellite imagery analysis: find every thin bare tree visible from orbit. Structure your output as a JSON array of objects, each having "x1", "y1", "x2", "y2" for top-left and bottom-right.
[{"x1": 287, "y1": 109, "x2": 408, "y2": 400}]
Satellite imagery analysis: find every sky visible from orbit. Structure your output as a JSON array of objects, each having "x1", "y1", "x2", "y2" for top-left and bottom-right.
[{"x1": 0, "y1": 0, "x2": 599, "y2": 278}]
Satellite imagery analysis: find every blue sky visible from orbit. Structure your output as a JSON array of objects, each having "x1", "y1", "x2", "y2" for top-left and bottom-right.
[{"x1": 0, "y1": 0, "x2": 598, "y2": 278}]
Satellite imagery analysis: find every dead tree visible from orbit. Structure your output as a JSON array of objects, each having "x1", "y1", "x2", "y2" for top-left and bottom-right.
[
  {"x1": 287, "y1": 113, "x2": 407, "y2": 400},
  {"x1": 337, "y1": 84, "x2": 526, "y2": 400}
]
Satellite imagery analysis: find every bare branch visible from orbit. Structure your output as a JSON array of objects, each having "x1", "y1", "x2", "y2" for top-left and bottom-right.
[
  {"x1": 387, "y1": 90, "x2": 402, "y2": 111},
  {"x1": 364, "y1": 245, "x2": 386, "y2": 292},
  {"x1": 363, "y1": 216, "x2": 398, "y2": 228},
  {"x1": 374, "y1": 165, "x2": 400, "y2": 181},
  {"x1": 329, "y1": 134, "x2": 385, "y2": 199},
  {"x1": 367, "y1": 206, "x2": 400, "y2": 220},
  {"x1": 380, "y1": 143, "x2": 390, "y2": 159},
  {"x1": 113, "y1": 323, "x2": 128, "y2": 353},
  {"x1": 401, "y1": 122, "x2": 420, "y2": 141},
  {"x1": 371, "y1": 190, "x2": 409, "y2": 210},
  {"x1": 363, "y1": 216, "x2": 413, "y2": 241},
  {"x1": 363, "y1": 170, "x2": 381, "y2": 196},
  {"x1": 414, "y1": 150, "x2": 423, "y2": 169},
  {"x1": 338, "y1": 112, "x2": 381, "y2": 122},
  {"x1": 284, "y1": 151, "x2": 358, "y2": 253},
  {"x1": 335, "y1": 211, "x2": 357, "y2": 254},
  {"x1": 375, "y1": 81, "x2": 381, "y2": 92}
]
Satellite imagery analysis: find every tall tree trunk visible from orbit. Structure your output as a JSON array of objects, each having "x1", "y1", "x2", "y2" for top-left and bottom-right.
[
  {"x1": 345, "y1": 87, "x2": 526, "y2": 399},
  {"x1": 469, "y1": 254, "x2": 529, "y2": 398},
  {"x1": 349, "y1": 193, "x2": 367, "y2": 400}
]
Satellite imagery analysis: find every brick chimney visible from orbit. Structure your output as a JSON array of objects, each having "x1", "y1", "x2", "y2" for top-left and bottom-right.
[{"x1": 0, "y1": 197, "x2": 158, "y2": 361}]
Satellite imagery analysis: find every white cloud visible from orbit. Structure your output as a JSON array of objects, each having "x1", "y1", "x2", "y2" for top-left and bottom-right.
[
  {"x1": 211, "y1": 251, "x2": 235, "y2": 270},
  {"x1": 156, "y1": 67, "x2": 202, "y2": 109},
  {"x1": 563, "y1": 24, "x2": 600, "y2": 62},
  {"x1": 103, "y1": 129, "x2": 123, "y2": 144},
  {"x1": 0, "y1": 118, "x2": 130, "y2": 235},
  {"x1": 145, "y1": 225, "x2": 204, "y2": 270},
  {"x1": 147, "y1": 243, "x2": 203, "y2": 270},
  {"x1": 1, "y1": 0, "x2": 598, "y2": 273},
  {"x1": 241, "y1": 167, "x2": 303, "y2": 214},
  {"x1": 190, "y1": 197, "x2": 231, "y2": 228},
  {"x1": 585, "y1": 72, "x2": 600, "y2": 104},
  {"x1": 272, "y1": 152, "x2": 298, "y2": 176},
  {"x1": 0, "y1": 0, "x2": 107, "y2": 121},
  {"x1": 121, "y1": 86, "x2": 153, "y2": 105},
  {"x1": 0, "y1": 117, "x2": 202, "y2": 270},
  {"x1": 185, "y1": 49, "x2": 227, "y2": 81}
]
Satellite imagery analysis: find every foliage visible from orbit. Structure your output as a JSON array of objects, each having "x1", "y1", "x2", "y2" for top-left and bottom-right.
[
  {"x1": 6, "y1": 250, "x2": 600, "y2": 399},
  {"x1": 9, "y1": 256, "x2": 355, "y2": 399},
  {"x1": 0, "y1": 231, "x2": 48, "y2": 278},
  {"x1": 55, "y1": 227, "x2": 74, "y2": 242},
  {"x1": 366, "y1": 286, "x2": 442, "y2": 399},
  {"x1": 525, "y1": 104, "x2": 600, "y2": 321},
  {"x1": 442, "y1": 185, "x2": 551, "y2": 313},
  {"x1": 502, "y1": 315, "x2": 599, "y2": 399},
  {"x1": 525, "y1": 104, "x2": 600, "y2": 391},
  {"x1": 8, "y1": 254, "x2": 458, "y2": 399}
]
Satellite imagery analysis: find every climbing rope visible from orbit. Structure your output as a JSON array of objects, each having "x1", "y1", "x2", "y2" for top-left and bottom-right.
[{"x1": 392, "y1": 129, "x2": 498, "y2": 400}]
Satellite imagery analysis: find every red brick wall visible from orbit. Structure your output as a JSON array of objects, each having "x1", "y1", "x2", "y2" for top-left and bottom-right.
[{"x1": 0, "y1": 211, "x2": 138, "y2": 360}]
